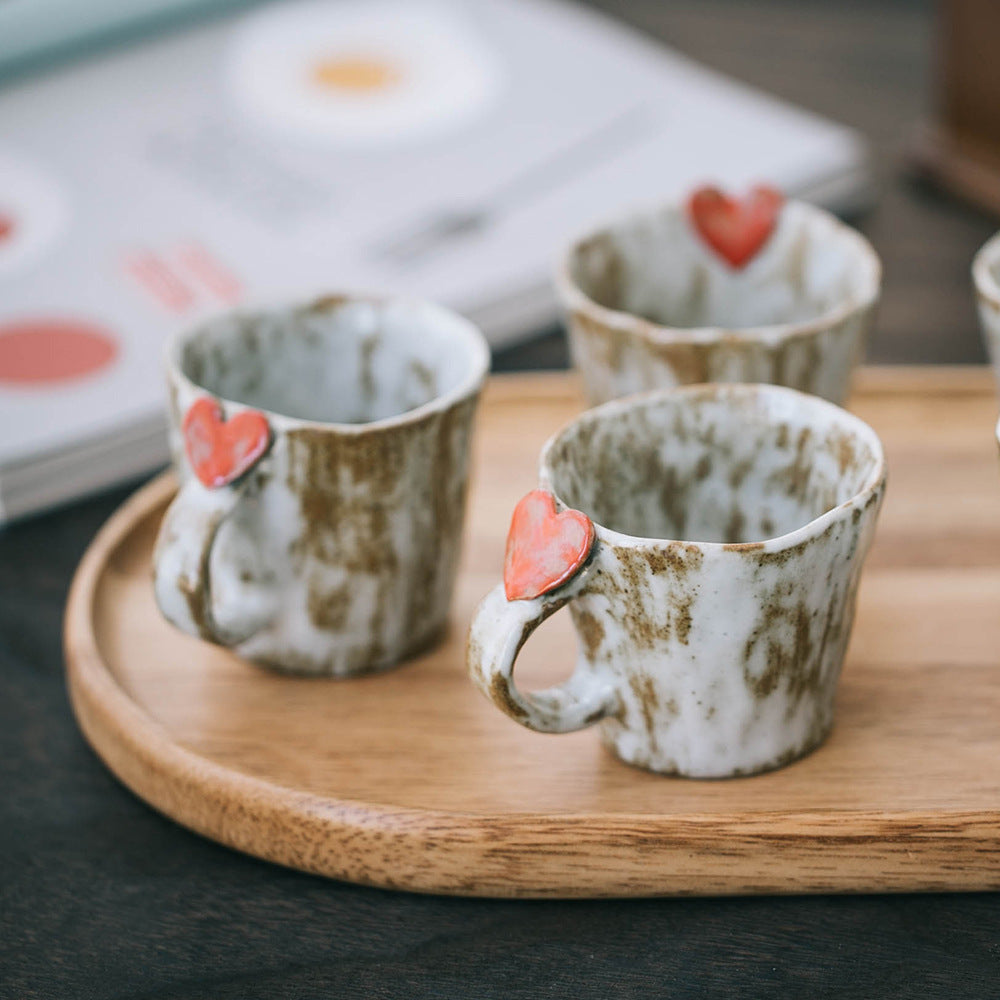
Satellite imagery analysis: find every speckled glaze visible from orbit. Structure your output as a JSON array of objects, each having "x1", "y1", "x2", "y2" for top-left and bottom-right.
[
  {"x1": 154, "y1": 295, "x2": 489, "y2": 676},
  {"x1": 468, "y1": 384, "x2": 886, "y2": 777},
  {"x1": 973, "y1": 232, "x2": 1000, "y2": 389},
  {"x1": 555, "y1": 198, "x2": 881, "y2": 406}
]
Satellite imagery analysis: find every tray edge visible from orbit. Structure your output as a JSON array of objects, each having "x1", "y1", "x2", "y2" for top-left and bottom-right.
[{"x1": 62, "y1": 374, "x2": 1000, "y2": 898}]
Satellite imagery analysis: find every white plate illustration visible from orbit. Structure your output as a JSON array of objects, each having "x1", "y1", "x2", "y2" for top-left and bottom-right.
[{"x1": 224, "y1": 0, "x2": 505, "y2": 147}]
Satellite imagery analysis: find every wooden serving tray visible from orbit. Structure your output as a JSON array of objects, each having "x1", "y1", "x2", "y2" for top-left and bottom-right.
[{"x1": 65, "y1": 368, "x2": 1000, "y2": 898}]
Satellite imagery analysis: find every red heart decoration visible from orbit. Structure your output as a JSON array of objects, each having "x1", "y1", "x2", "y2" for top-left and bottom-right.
[
  {"x1": 183, "y1": 397, "x2": 271, "y2": 488},
  {"x1": 687, "y1": 184, "x2": 784, "y2": 269},
  {"x1": 504, "y1": 489, "x2": 595, "y2": 601}
]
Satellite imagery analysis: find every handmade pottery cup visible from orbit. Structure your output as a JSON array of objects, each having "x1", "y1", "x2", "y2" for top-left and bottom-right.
[
  {"x1": 154, "y1": 295, "x2": 490, "y2": 676},
  {"x1": 555, "y1": 194, "x2": 881, "y2": 406},
  {"x1": 973, "y1": 231, "x2": 1000, "y2": 386},
  {"x1": 467, "y1": 383, "x2": 886, "y2": 777}
]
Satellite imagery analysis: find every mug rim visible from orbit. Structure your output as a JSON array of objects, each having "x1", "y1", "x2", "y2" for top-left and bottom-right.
[
  {"x1": 553, "y1": 197, "x2": 882, "y2": 347},
  {"x1": 538, "y1": 381, "x2": 886, "y2": 553},
  {"x1": 164, "y1": 293, "x2": 491, "y2": 434},
  {"x1": 973, "y1": 231, "x2": 1000, "y2": 309}
]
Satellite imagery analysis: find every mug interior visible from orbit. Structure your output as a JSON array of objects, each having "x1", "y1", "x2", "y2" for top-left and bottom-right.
[
  {"x1": 174, "y1": 297, "x2": 487, "y2": 424},
  {"x1": 564, "y1": 201, "x2": 878, "y2": 331},
  {"x1": 543, "y1": 386, "x2": 882, "y2": 544}
]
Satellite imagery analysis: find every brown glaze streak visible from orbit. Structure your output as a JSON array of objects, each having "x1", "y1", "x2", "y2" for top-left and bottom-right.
[
  {"x1": 567, "y1": 307, "x2": 855, "y2": 406},
  {"x1": 176, "y1": 567, "x2": 210, "y2": 642},
  {"x1": 574, "y1": 609, "x2": 605, "y2": 659},
  {"x1": 743, "y1": 600, "x2": 819, "y2": 701},
  {"x1": 302, "y1": 294, "x2": 352, "y2": 315},
  {"x1": 725, "y1": 508, "x2": 746, "y2": 544},
  {"x1": 642, "y1": 541, "x2": 704, "y2": 577},
  {"x1": 835, "y1": 432, "x2": 859, "y2": 478},
  {"x1": 307, "y1": 579, "x2": 352, "y2": 632},
  {"x1": 408, "y1": 359, "x2": 438, "y2": 398},
  {"x1": 766, "y1": 426, "x2": 813, "y2": 505},
  {"x1": 283, "y1": 391, "x2": 479, "y2": 674},
  {"x1": 609, "y1": 543, "x2": 702, "y2": 650},
  {"x1": 739, "y1": 558, "x2": 856, "y2": 753},
  {"x1": 571, "y1": 233, "x2": 624, "y2": 310},
  {"x1": 724, "y1": 540, "x2": 765, "y2": 552},
  {"x1": 489, "y1": 673, "x2": 529, "y2": 722},
  {"x1": 174, "y1": 505, "x2": 231, "y2": 643},
  {"x1": 408, "y1": 396, "x2": 478, "y2": 638},
  {"x1": 628, "y1": 673, "x2": 660, "y2": 754}
]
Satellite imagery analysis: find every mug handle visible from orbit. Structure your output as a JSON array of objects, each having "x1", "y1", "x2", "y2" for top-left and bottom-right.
[
  {"x1": 153, "y1": 476, "x2": 273, "y2": 647},
  {"x1": 467, "y1": 574, "x2": 618, "y2": 733}
]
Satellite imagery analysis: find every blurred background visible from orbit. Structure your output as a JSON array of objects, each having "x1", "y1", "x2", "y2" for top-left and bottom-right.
[
  {"x1": 524, "y1": 0, "x2": 991, "y2": 371},
  {"x1": 0, "y1": 0, "x2": 995, "y2": 520}
]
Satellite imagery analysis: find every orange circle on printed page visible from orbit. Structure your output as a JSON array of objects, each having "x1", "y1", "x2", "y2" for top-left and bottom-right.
[
  {"x1": 0, "y1": 319, "x2": 117, "y2": 385},
  {"x1": 0, "y1": 213, "x2": 15, "y2": 243},
  {"x1": 310, "y1": 55, "x2": 402, "y2": 92}
]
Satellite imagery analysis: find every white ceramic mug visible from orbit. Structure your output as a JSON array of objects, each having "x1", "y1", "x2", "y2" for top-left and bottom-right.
[
  {"x1": 555, "y1": 194, "x2": 881, "y2": 406},
  {"x1": 154, "y1": 295, "x2": 490, "y2": 676},
  {"x1": 468, "y1": 383, "x2": 886, "y2": 777}
]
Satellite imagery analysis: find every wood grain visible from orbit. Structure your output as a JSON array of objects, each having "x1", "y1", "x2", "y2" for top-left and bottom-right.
[{"x1": 64, "y1": 368, "x2": 1000, "y2": 898}]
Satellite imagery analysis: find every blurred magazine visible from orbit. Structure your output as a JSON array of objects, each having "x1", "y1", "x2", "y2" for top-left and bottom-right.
[{"x1": 0, "y1": 0, "x2": 872, "y2": 523}]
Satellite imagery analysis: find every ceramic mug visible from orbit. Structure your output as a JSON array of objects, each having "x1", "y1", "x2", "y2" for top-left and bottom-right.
[
  {"x1": 154, "y1": 295, "x2": 490, "y2": 676},
  {"x1": 973, "y1": 231, "x2": 1000, "y2": 386},
  {"x1": 467, "y1": 383, "x2": 886, "y2": 777},
  {"x1": 555, "y1": 189, "x2": 881, "y2": 406}
]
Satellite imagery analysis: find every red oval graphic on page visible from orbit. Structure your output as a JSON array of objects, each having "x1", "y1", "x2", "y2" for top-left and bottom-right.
[{"x1": 0, "y1": 319, "x2": 118, "y2": 386}]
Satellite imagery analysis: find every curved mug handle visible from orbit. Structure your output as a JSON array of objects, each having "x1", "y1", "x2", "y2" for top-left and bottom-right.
[
  {"x1": 467, "y1": 569, "x2": 618, "y2": 734},
  {"x1": 153, "y1": 475, "x2": 274, "y2": 647}
]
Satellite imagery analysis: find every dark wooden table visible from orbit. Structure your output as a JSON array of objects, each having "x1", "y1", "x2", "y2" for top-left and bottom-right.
[{"x1": 4, "y1": 2, "x2": 1000, "y2": 997}]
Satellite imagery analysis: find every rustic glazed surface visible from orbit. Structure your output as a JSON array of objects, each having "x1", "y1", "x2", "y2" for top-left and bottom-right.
[
  {"x1": 468, "y1": 383, "x2": 886, "y2": 777},
  {"x1": 973, "y1": 232, "x2": 1000, "y2": 388},
  {"x1": 154, "y1": 296, "x2": 489, "y2": 676},
  {"x1": 66, "y1": 369, "x2": 1000, "y2": 896},
  {"x1": 555, "y1": 199, "x2": 881, "y2": 405}
]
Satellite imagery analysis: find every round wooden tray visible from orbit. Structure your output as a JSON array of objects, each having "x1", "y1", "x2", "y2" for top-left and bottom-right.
[{"x1": 64, "y1": 372, "x2": 1000, "y2": 898}]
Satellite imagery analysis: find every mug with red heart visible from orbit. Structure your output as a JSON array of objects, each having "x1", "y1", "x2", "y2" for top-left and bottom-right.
[
  {"x1": 467, "y1": 383, "x2": 886, "y2": 777},
  {"x1": 555, "y1": 185, "x2": 881, "y2": 406},
  {"x1": 153, "y1": 294, "x2": 489, "y2": 676}
]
